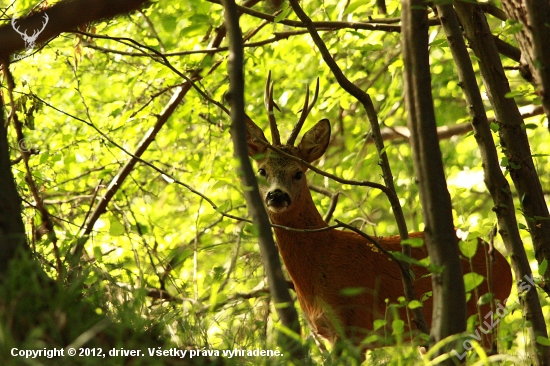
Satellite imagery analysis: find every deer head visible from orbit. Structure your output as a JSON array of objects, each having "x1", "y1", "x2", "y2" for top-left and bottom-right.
[
  {"x1": 246, "y1": 74, "x2": 330, "y2": 215},
  {"x1": 11, "y1": 13, "x2": 49, "y2": 50}
]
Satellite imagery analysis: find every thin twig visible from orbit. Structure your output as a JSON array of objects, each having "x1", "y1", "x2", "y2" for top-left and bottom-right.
[
  {"x1": 208, "y1": 0, "x2": 410, "y2": 32},
  {"x1": 78, "y1": 180, "x2": 103, "y2": 233},
  {"x1": 324, "y1": 192, "x2": 340, "y2": 222}
]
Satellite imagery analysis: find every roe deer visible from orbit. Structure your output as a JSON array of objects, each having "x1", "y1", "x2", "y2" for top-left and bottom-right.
[{"x1": 245, "y1": 82, "x2": 513, "y2": 352}]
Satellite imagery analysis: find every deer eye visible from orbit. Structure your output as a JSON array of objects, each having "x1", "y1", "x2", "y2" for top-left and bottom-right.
[
  {"x1": 258, "y1": 168, "x2": 267, "y2": 177},
  {"x1": 294, "y1": 171, "x2": 303, "y2": 180}
]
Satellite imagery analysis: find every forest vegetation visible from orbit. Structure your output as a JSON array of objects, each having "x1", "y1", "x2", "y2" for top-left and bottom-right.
[{"x1": 0, "y1": 0, "x2": 549, "y2": 365}]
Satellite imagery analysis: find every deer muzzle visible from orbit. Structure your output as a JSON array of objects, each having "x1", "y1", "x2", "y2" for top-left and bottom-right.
[{"x1": 266, "y1": 189, "x2": 291, "y2": 212}]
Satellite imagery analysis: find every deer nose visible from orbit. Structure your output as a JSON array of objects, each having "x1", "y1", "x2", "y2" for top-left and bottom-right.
[{"x1": 267, "y1": 189, "x2": 291, "y2": 207}]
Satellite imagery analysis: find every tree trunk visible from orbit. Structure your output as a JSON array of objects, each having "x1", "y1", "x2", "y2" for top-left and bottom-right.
[
  {"x1": 221, "y1": 0, "x2": 305, "y2": 360},
  {"x1": 500, "y1": 0, "x2": 550, "y2": 124},
  {"x1": 401, "y1": 1, "x2": 467, "y2": 357},
  {"x1": 454, "y1": 2, "x2": 550, "y2": 364},
  {"x1": 499, "y1": 0, "x2": 550, "y2": 291},
  {"x1": 440, "y1": 4, "x2": 550, "y2": 363},
  {"x1": 0, "y1": 79, "x2": 27, "y2": 277}
]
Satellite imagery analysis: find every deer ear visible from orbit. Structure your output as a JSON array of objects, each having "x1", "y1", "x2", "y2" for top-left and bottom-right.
[
  {"x1": 246, "y1": 117, "x2": 269, "y2": 157},
  {"x1": 298, "y1": 119, "x2": 331, "y2": 163}
]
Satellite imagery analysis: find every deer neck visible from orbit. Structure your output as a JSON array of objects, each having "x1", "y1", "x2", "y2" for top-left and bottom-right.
[
  {"x1": 267, "y1": 186, "x2": 328, "y2": 301},
  {"x1": 268, "y1": 186, "x2": 327, "y2": 231},
  {"x1": 267, "y1": 186, "x2": 328, "y2": 258}
]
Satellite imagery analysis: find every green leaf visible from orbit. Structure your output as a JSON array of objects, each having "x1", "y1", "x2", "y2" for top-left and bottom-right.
[
  {"x1": 523, "y1": 123, "x2": 538, "y2": 130},
  {"x1": 421, "y1": 291, "x2": 433, "y2": 302},
  {"x1": 537, "y1": 336, "x2": 550, "y2": 346},
  {"x1": 391, "y1": 251, "x2": 432, "y2": 269},
  {"x1": 464, "y1": 272, "x2": 485, "y2": 292},
  {"x1": 343, "y1": 0, "x2": 371, "y2": 15},
  {"x1": 379, "y1": 144, "x2": 391, "y2": 156},
  {"x1": 162, "y1": 15, "x2": 178, "y2": 32},
  {"x1": 477, "y1": 292, "x2": 493, "y2": 306},
  {"x1": 459, "y1": 239, "x2": 478, "y2": 259},
  {"x1": 363, "y1": 335, "x2": 381, "y2": 344},
  {"x1": 208, "y1": 283, "x2": 220, "y2": 311},
  {"x1": 539, "y1": 259, "x2": 548, "y2": 277},
  {"x1": 505, "y1": 19, "x2": 523, "y2": 35},
  {"x1": 408, "y1": 300, "x2": 423, "y2": 309},
  {"x1": 93, "y1": 246, "x2": 103, "y2": 261},
  {"x1": 274, "y1": 4, "x2": 291, "y2": 23},
  {"x1": 504, "y1": 90, "x2": 523, "y2": 98},
  {"x1": 348, "y1": 30, "x2": 366, "y2": 40},
  {"x1": 131, "y1": 222, "x2": 149, "y2": 235},
  {"x1": 490, "y1": 122, "x2": 500, "y2": 132},
  {"x1": 63, "y1": 154, "x2": 75, "y2": 166},
  {"x1": 39, "y1": 151, "x2": 50, "y2": 164},
  {"x1": 246, "y1": 223, "x2": 259, "y2": 237},
  {"x1": 181, "y1": 22, "x2": 208, "y2": 37},
  {"x1": 430, "y1": 39, "x2": 448, "y2": 47},
  {"x1": 391, "y1": 319, "x2": 405, "y2": 335},
  {"x1": 373, "y1": 319, "x2": 386, "y2": 331},
  {"x1": 109, "y1": 217, "x2": 125, "y2": 236},
  {"x1": 401, "y1": 237, "x2": 424, "y2": 247}
]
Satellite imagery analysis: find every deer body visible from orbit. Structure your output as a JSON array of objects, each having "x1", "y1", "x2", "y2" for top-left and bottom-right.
[{"x1": 246, "y1": 115, "x2": 513, "y2": 349}]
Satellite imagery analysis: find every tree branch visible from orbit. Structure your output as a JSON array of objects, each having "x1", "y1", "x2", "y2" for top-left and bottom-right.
[
  {"x1": 209, "y1": 0, "x2": 405, "y2": 32},
  {"x1": 368, "y1": 104, "x2": 544, "y2": 145}
]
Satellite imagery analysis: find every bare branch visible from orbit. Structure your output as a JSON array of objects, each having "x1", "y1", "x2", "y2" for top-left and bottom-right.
[
  {"x1": 368, "y1": 104, "x2": 545, "y2": 145},
  {"x1": 208, "y1": 0, "x2": 405, "y2": 32},
  {"x1": 324, "y1": 193, "x2": 340, "y2": 223}
]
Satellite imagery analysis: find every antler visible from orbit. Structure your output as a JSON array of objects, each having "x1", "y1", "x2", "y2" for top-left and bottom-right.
[
  {"x1": 286, "y1": 77, "x2": 320, "y2": 146},
  {"x1": 264, "y1": 71, "x2": 281, "y2": 145}
]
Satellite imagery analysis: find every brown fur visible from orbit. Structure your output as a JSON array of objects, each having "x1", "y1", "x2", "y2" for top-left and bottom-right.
[{"x1": 246, "y1": 118, "x2": 513, "y2": 349}]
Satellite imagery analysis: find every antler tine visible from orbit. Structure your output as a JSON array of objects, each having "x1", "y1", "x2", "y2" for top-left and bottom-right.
[
  {"x1": 264, "y1": 71, "x2": 281, "y2": 145},
  {"x1": 286, "y1": 82, "x2": 310, "y2": 146},
  {"x1": 306, "y1": 77, "x2": 320, "y2": 116}
]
